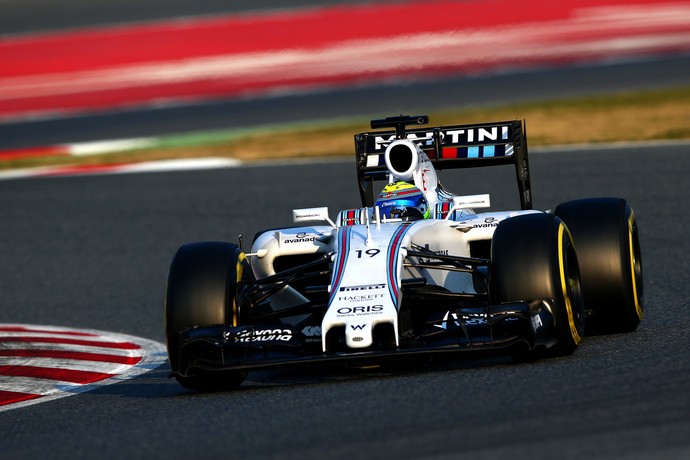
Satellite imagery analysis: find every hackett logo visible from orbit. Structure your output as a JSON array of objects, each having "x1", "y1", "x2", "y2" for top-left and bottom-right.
[{"x1": 338, "y1": 293, "x2": 385, "y2": 302}]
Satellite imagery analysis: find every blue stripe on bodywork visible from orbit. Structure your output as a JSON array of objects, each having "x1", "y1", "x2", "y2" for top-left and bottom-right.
[
  {"x1": 328, "y1": 226, "x2": 352, "y2": 306},
  {"x1": 386, "y1": 224, "x2": 413, "y2": 309}
]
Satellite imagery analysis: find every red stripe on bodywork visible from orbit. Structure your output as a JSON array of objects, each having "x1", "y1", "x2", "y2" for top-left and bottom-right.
[
  {"x1": 329, "y1": 227, "x2": 351, "y2": 301},
  {"x1": 441, "y1": 148, "x2": 460, "y2": 159},
  {"x1": 387, "y1": 224, "x2": 412, "y2": 304}
]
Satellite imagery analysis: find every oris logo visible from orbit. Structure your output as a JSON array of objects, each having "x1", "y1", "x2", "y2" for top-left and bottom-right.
[{"x1": 336, "y1": 305, "x2": 384, "y2": 316}]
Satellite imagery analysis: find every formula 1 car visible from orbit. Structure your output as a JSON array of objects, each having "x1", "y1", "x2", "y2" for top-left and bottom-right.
[{"x1": 165, "y1": 115, "x2": 644, "y2": 390}]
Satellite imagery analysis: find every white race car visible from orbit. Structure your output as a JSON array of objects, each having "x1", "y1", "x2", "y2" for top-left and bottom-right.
[{"x1": 165, "y1": 115, "x2": 643, "y2": 390}]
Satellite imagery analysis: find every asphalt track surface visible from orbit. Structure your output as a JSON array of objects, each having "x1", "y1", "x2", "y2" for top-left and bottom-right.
[{"x1": 0, "y1": 143, "x2": 689, "y2": 459}]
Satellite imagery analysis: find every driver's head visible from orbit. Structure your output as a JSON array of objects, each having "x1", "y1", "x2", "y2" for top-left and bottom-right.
[{"x1": 375, "y1": 181, "x2": 430, "y2": 221}]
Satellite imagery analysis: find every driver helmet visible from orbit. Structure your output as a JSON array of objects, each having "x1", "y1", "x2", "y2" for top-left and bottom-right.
[{"x1": 375, "y1": 181, "x2": 430, "y2": 221}]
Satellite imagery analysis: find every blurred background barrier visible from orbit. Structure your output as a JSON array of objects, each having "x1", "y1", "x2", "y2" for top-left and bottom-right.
[{"x1": 2, "y1": 0, "x2": 689, "y2": 122}]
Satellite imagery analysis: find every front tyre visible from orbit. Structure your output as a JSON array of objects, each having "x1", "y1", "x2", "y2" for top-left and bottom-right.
[
  {"x1": 491, "y1": 213, "x2": 585, "y2": 356},
  {"x1": 554, "y1": 197, "x2": 643, "y2": 334},
  {"x1": 165, "y1": 242, "x2": 249, "y2": 390}
]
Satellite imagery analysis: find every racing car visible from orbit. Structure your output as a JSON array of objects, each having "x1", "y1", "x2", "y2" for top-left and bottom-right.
[{"x1": 165, "y1": 115, "x2": 644, "y2": 390}]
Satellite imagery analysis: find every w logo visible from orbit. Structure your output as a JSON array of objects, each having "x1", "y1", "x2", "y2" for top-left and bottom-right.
[{"x1": 350, "y1": 324, "x2": 366, "y2": 330}]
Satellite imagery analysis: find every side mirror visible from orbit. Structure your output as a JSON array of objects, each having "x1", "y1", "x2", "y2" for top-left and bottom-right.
[
  {"x1": 292, "y1": 207, "x2": 336, "y2": 228},
  {"x1": 452, "y1": 194, "x2": 491, "y2": 209},
  {"x1": 445, "y1": 194, "x2": 491, "y2": 219}
]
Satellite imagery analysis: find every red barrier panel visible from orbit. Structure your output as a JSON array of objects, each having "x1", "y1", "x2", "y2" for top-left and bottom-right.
[{"x1": 1, "y1": 0, "x2": 689, "y2": 120}]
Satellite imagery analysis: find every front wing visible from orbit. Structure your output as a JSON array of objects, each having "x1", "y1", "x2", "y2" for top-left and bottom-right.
[{"x1": 170, "y1": 299, "x2": 558, "y2": 377}]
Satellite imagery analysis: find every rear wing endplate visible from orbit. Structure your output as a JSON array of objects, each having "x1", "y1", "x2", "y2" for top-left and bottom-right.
[{"x1": 354, "y1": 117, "x2": 532, "y2": 210}]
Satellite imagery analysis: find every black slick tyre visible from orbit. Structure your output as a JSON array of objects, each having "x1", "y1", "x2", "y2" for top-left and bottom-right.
[
  {"x1": 491, "y1": 213, "x2": 585, "y2": 357},
  {"x1": 554, "y1": 197, "x2": 643, "y2": 334},
  {"x1": 165, "y1": 241, "x2": 249, "y2": 390}
]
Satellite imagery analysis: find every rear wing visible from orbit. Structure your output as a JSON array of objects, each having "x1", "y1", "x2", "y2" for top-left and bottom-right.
[{"x1": 354, "y1": 116, "x2": 532, "y2": 210}]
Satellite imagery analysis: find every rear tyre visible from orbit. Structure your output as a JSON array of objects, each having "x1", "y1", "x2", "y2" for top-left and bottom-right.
[
  {"x1": 165, "y1": 242, "x2": 249, "y2": 390},
  {"x1": 491, "y1": 213, "x2": 585, "y2": 357},
  {"x1": 554, "y1": 198, "x2": 643, "y2": 334}
]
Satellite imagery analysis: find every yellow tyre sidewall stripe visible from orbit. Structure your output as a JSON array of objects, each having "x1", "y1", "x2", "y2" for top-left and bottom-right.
[
  {"x1": 233, "y1": 252, "x2": 247, "y2": 327},
  {"x1": 558, "y1": 223, "x2": 582, "y2": 345},
  {"x1": 628, "y1": 211, "x2": 644, "y2": 320}
]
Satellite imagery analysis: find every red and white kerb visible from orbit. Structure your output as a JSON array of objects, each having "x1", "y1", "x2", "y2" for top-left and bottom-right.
[{"x1": 0, "y1": 324, "x2": 166, "y2": 412}]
